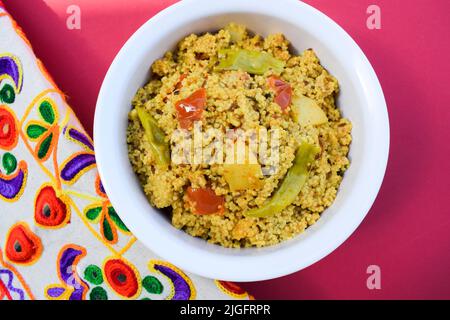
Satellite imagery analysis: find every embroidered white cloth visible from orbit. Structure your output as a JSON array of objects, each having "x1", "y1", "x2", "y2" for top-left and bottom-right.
[{"x1": 0, "y1": 3, "x2": 251, "y2": 300}]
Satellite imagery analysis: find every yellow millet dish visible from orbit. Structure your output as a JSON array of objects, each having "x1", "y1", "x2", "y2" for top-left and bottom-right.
[{"x1": 127, "y1": 23, "x2": 352, "y2": 248}]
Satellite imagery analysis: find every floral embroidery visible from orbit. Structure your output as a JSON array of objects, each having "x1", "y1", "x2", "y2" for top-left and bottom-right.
[
  {"x1": 45, "y1": 245, "x2": 89, "y2": 300},
  {"x1": 215, "y1": 280, "x2": 249, "y2": 299},
  {"x1": 85, "y1": 203, "x2": 129, "y2": 244},
  {"x1": 83, "y1": 264, "x2": 103, "y2": 285},
  {"x1": 149, "y1": 260, "x2": 196, "y2": 300},
  {"x1": 60, "y1": 126, "x2": 95, "y2": 184},
  {"x1": 2, "y1": 152, "x2": 16, "y2": 173},
  {"x1": 24, "y1": 98, "x2": 59, "y2": 162},
  {"x1": 0, "y1": 152, "x2": 27, "y2": 202},
  {"x1": 142, "y1": 275, "x2": 163, "y2": 294},
  {"x1": 34, "y1": 183, "x2": 71, "y2": 228},
  {"x1": 82, "y1": 263, "x2": 109, "y2": 300},
  {"x1": 0, "y1": 54, "x2": 23, "y2": 103},
  {"x1": 82, "y1": 260, "x2": 168, "y2": 300},
  {"x1": 89, "y1": 286, "x2": 108, "y2": 300},
  {"x1": 103, "y1": 258, "x2": 140, "y2": 299},
  {"x1": 0, "y1": 105, "x2": 19, "y2": 150},
  {"x1": 83, "y1": 174, "x2": 130, "y2": 244},
  {"x1": 4, "y1": 222, "x2": 42, "y2": 265}
]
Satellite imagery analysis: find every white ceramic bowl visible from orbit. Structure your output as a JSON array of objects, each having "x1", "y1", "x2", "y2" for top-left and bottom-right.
[{"x1": 94, "y1": 0, "x2": 389, "y2": 281}]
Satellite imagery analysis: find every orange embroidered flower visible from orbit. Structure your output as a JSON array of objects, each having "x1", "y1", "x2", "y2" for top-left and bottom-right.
[
  {"x1": 0, "y1": 106, "x2": 18, "y2": 150},
  {"x1": 5, "y1": 223, "x2": 42, "y2": 265},
  {"x1": 34, "y1": 184, "x2": 70, "y2": 228},
  {"x1": 104, "y1": 259, "x2": 139, "y2": 298}
]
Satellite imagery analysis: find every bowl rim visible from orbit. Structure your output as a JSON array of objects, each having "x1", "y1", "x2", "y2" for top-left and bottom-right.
[{"x1": 94, "y1": 0, "x2": 390, "y2": 281}]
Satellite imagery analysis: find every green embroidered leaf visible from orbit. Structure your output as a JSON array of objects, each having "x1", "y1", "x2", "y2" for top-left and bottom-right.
[
  {"x1": 39, "y1": 100, "x2": 55, "y2": 124},
  {"x1": 37, "y1": 133, "x2": 53, "y2": 159},
  {"x1": 84, "y1": 265, "x2": 103, "y2": 285},
  {"x1": 89, "y1": 286, "x2": 108, "y2": 300},
  {"x1": 108, "y1": 206, "x2": 129, "y2": 232},
  {"x1": 26, "y1": 124, "x2": 47, "y2": 139},
  {"x1": 141, "y1": 297, "x2": 152, "y2": 300},
  {"x1": 142, "y1": 276, "x2": 163, "y2": 294},
  {"x1": 85, "y1": 206, "x2": 102, "y2": 221},
  {"x1": 102, "y1": 217, "x2": 114, "y2": 242},
  {"x1": 0, "y1": 84, "x2": 15, "y2": 104},
  {"x1": 2, "y1": 152, "x2": 17, "y2": 174}
]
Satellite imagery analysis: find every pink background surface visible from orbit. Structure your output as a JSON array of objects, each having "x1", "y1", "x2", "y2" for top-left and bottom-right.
[{"x1": 4, "y1": 0, "x2": 449, "y2": 299}]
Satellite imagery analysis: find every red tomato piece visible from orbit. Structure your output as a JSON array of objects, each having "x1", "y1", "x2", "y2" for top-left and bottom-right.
[
  {"x1": 268, "y1": 76, "x2": 287, "y2": 91},
  {"x1": 274, "y1": 85, "x2": 292, "y2": 111},
  {"x1": 267, "y1": 76, "x2": 292, "y2": 112},
  {"x1": 175, "y1": 88, "x2": 207, "y2": 129},
  {"x1": 186, "y1": 187, "x2": 225, "y2": 215}
]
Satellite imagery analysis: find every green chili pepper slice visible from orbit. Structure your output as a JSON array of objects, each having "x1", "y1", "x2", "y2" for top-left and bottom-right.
[
  {"x1": 215, "y1": 49, "x2": 285, "y2": 75},
  {"x1": 136, "y1": 106, "x2": 170, "y2": 168},
  {"x1": 224, "y1": 23, "x2": 246, "y2": 43},
  {"x1": 244, "y1": 142, "x2": 320, "y2": 218}
]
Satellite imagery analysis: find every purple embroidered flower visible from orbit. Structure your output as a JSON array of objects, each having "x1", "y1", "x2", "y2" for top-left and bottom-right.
[
  {"x1": 152, "y1": 261, "x2": 195, "y2": 300},
  {"x1": 45, "y1": 245, "x2": 89, "y2": 300}
]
